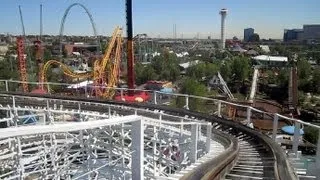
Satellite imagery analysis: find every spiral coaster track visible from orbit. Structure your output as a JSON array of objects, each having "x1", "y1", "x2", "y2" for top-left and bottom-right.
[{"x1": 40, "y1": 27, "x2": 123, "y2": 99}]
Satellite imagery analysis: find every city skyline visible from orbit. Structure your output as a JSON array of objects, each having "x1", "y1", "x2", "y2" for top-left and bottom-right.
[{"x1": 0, "y1": 0, "x2": 319, "y2": 39}]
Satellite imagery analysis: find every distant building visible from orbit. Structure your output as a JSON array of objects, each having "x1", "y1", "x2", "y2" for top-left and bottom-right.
[
  {"x1": 179, "y1": 60, "x2": 201, "y2": 74},
  {"x1": 283, "y1": 29, "x2": 303, "y2": 42},
  {"x1": 252, "y1": 55, "x2": 288, "y2": 67},
  {"x1": 176, "y1": 52, "x2": 189, "y2": 58},
  {"x1": 303, "y1": 24, "x2": 320, "y2": 41},
  {"x1": 283, "y1": 25, "x2": 320, "y2": 43},
  {"x1": 259, "y1": 45, "x2": 270, "y2": 53},
  {"x1": 231, "y1": 44, "x2": 247, "y2": 53},
  {"x1": 244, "y1": 28, "x2": 254, "y2": 42},
  {"x1": 64, "y1": 44, "x2": 98, "y2": 56},
  {"x1": 226, "y1": 39, "x2": 241, "y2": 47},
  {"x1": 179, "y1": 60, "x2": 201, "y2": 70},
  {"x1": 0, "y1": 45, "x2": 9, "y2": 56},
  {"x1": 246, "y1": 49, "x2": 258, "y2": 56}
]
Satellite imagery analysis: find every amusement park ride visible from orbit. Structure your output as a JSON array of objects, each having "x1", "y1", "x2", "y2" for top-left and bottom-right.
[
  {"x1": 16, "y1": 0, "x2": 150, "y2": 102},
  {"x1": 17, "y1": 6, "x2": 28, "y2": 93}
]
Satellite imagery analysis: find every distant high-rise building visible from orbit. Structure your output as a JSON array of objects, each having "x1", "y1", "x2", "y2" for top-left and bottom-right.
[
  {"x1": 219, "y1": 8, "x2": 228, "y2": 49},
  {"x1": 283, "y1": 24, "x2": 320, "y2": 43},
  {"x1": 244, "y1": 28, "x2": 254, "y2": 42},
  {"x1": 303, "y1": 25, "x2": 320, "y2": 40},
  {"x1": 283, "y1": 29, "x2": 303, "y2": 42}
]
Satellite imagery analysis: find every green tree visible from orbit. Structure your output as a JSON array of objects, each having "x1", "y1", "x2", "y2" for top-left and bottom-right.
[
  {"x1": 186, "y1": 62, "x2": 219, "y2": 81},
  {"x1": 271, "y1": 45, "x2": 288, "y2": 56},
  {"x1": 180, "y1": 78, "x2": 207, "y2": 96},
  {"x1": 151, "y1": 51, "x2": 180, "y2": 82},
  {"x1": 230, "y1": 56, "x2": 251, "y2": 82},
  {"x1": 205, "y1": 63, "x2": 219, "y2": 78},
  {"x1": 297, "y1": 59, "x2": 312, "y2": 92},
  {"x1": 135, "y1": 63, "x2": 157, "y2": 85},
  {"x1": 298, "y1": 91, "x2": 306, "y2": 106},
  {"x1": 0, "y1": 56, "x2": 19, "y2": 80},
  {"x1": 277, "y1": 68, "x2": 289, "y2": 87},
  {"x1": 297, "y1": 59, "x2": 311, "y2": 80},
  {"x1": 219, "y1": 61, "x2": 231, "y2": 82},
  {"x1": 62, "y1": 49, "x2": 68, "y2": 58},
  {"x1": 0, "y1": 55, "x2": 19, "y2": 91},
  {"x1": 135, "y1": 63, "x2": 144, "y2": 85},
  {"x1": 214, "y1": 50, "x2": 231, "y2": 60},
  {"x1": 43, "y1": 48, "x2": 53, "y2": 61},
  {"x1": 303, "y1": 126, "x2": 319, "y2": 144},
  {"x1": 1, "y1": 47, "x2": 20, "y2": 81},
  {"x1": 312, "y1": 67, "x2": 320, "y2": 93},
  {"x1": 266, "y1": 70, "x2": 277, "y2": 84},
  {"x1": 176, "y1": 77, "x2": 207, "y2": 111},
  {"x1": 186, "y1": 63, "x2": 206, "y2": 80}
]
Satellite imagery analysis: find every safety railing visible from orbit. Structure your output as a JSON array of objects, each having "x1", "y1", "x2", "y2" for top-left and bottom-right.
[
  {"x1": 0, "y1": 109, "x2": 216, "y2": 179},
  {"x1": 0, "y1": 91, "x2": 299, "y2": 180},
  {"x1": 0, "y1": 79, "x2": 319, "y2": 172}
]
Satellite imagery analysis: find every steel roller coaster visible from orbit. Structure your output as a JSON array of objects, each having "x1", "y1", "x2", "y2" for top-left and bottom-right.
[
  {"x1": 40, "y1": 26, "x2": 123, "y2": 99},
  {"x1": 59, "y1": 3, "x2": 101, "y2": 55},
  {"x1": 17, "y1": 3, "x2": 122, "y2": 99},
  {"x1": 5, "y1": 1, "x2": 318, "y2": 179}
]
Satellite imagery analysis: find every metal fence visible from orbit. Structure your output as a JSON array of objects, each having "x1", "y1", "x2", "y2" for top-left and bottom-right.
[
  {"x1": 0, "y1": 93, "x2": 219, "y2": 179},
  {"x1": 0, "y1": 79, "x2": 319, "y2": 170}
]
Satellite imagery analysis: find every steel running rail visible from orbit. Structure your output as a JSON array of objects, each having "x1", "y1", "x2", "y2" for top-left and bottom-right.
[{"x1": 0, "y1": 92, "x2": 299, "y2": 180}]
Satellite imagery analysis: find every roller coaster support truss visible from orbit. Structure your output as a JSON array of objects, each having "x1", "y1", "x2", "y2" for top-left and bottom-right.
[
  {"x1": 92, "y1": 26, "x2": 122, "y2": 98},
  {"x1": 16, "y1": 37, "x2": 28, "y2": 92},
  {"x1": 40, "y1": 27, "x2": 122, "y2": 99}
]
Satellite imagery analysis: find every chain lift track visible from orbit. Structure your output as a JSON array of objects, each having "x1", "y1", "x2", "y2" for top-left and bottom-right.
[{"x1": 59, "y1": 3, "x2": 101, "y2": 57}]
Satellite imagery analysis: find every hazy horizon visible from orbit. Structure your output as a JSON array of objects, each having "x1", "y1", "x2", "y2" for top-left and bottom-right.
[{"x1": 0, "y1": 0, "x2": 319, "y2": 39}]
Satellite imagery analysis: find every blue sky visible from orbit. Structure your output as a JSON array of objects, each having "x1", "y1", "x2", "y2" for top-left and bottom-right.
[{"x1": 0, "y1": 0, "x2": 319, "y2": 39}]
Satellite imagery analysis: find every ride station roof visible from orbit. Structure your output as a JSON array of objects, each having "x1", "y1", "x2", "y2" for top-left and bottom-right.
[{"x1": 253, "y1": 55, "x2": 288, "y2": 62}]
